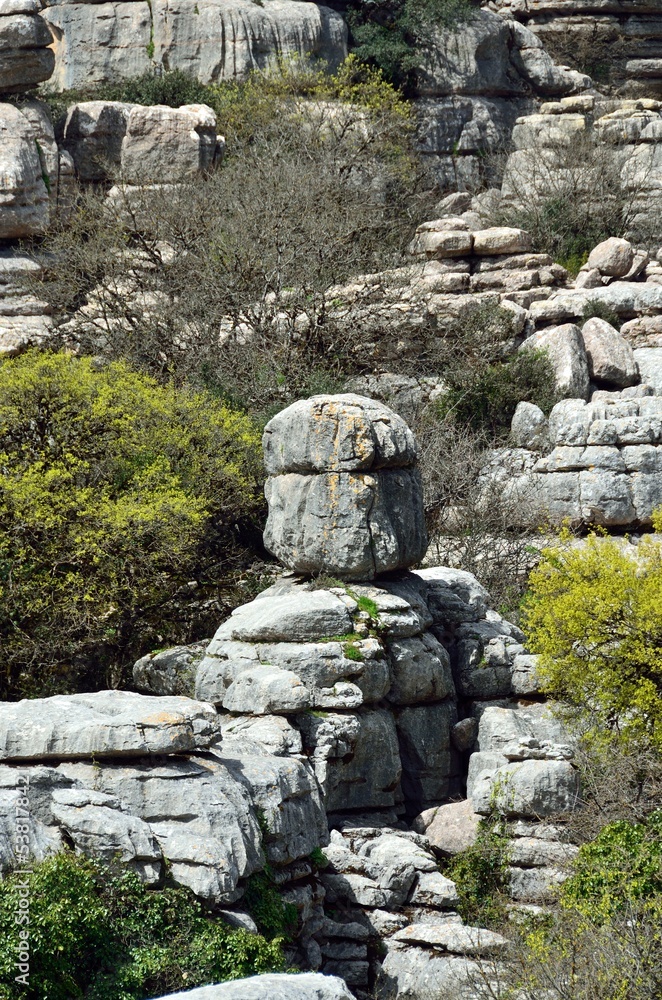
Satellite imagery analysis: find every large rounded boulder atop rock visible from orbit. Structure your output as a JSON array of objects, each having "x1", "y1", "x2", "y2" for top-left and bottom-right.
[{"x1": 263, "y1": 394, "x2": 427, "y2": 580}]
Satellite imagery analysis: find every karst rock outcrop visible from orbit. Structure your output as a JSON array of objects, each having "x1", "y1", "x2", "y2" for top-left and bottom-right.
[{"x1": 0, "y1": 395, "x2": 583, "y2": 999}]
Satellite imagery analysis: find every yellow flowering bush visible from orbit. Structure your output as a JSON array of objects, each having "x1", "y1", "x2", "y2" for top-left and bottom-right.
[
  {"x1": 0, "y1": 351, "x2": 263, "y2": 698},
  {"x1": 522, "y1": 518, "x2": 662, "y2": 749}
]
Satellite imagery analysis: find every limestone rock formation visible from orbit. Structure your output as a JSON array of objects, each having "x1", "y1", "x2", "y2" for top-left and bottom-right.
[
  {"x1": 42, "y1": 0, "x2": 348, "y2": 91},
  {"x1": 262, "y1": 395, "x2": 428, "y2": 579},
  {"x1": 0, "y1": 0, "x2": 54, "y2": 93},
  {"x1": 153, "y1": 974, "x2": 356, "y2": 1000},
  {"x1": 0, "y1": 103, "x2": 50, "y2": 239}
]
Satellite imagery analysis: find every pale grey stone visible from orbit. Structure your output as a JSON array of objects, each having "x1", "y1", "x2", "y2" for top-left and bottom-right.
[
  {"x1": 473, "y1": 227, "x2": 532, "y2": 255},
  {"x1": 510, "y1": 653, "x2": 543, "y2": 697},
  {"x1": 582, "y1": 317, "x2": 639, "y2": 388},
  {"x1": 633, "y1": 348, "x2": 662, "y2": 392},
  {"x1": 632, "y1": 471, "x2": 662, "y2": 524},
  {"x1": 218, "y1": 910, "x2": 258, "y2": 934},
  {"x1": 133, "y1": 641, "x2": 207, "y2": 697},
  {"x1": 621, "y1": 445, "x2": 662, "y2": 473},
  {"x1": 121, "y1": 103, "x2": 218, "y2": 183},
  {"x1": 508, "y1": 865, "x2": 568, "y2": 903},
  {"x1": 0, "y1": 103, "x2": 49, "y2": 238},
  {"x1": 377, "y1": 948, "x2": 485, "y2": 1000},
  {"x1": 359, "y1": 833, "x2": 438, "y2": 873},
  {"x1": 413, "y1": 799, "x2": 480, "y2": 856},
  {"x1": 393, "y1": 922, "x2": 508, "y2": 954},
  {"x1": 50, "y1": 787, "x2": 161, "y2": 882},
  {"x1": 0, "y1": 691, "x2": 220, "y2": 760},
  {"x1": 220, "y1": 715, "x2": 302, "y2": 757},
  {"x1": 548, "y1": 398, "x2": 591, "y2": 446},
  {"x1": 387, "y1": 633, "x2": 454, "y2": 705},
  {"x1": 469, "y1": 757, "x2": 580, "y2": 818},
  {"x1": 521, "y1": 324, "x2": 590, "y2": 401},
  {"x1": 509, "y1": 836, "x2": 579, "y2": 868},
  {"x1": 579, "y1": 469, "x2": 636, "y2": 526},
  {"x1": 322, "y1": 871, "x2": 412, "y2": 910},
  {"x1": 409, "y1": 870, "x2": 460, "y2": 909},
  {"x1": 208, "y1": 592, "x2": 352, "y2": 644},
  {"x1": 264, "y1": 467, "x2": 427, "y2": 580},
  {"x1": 453, "y1": 620, "x2": 523, "y2": 699},
  {"x1": 44, "y1": 0, "x2": 347, "y2": 91},
  {"x1": 153, "y1": 972, "x2": 355, "y2": 1000},
  {"x1": 263, "y1": 393, "x2": 417, "y2": 475},
  {"x1": 587, "y1": 237, "x2": 634, "y2": 277},
  {"x1": 511, "y1": 401, "x2": 549, "y2": 451},
  {"x1": 62, "y1": 100, "x2": 135, "y2": 181},
  {"x1": 221, "y1": 665, "x2": 311, "y2": 715},
  {"x1": 0, "y1": 12, "x2": 53, "y2": 91}
]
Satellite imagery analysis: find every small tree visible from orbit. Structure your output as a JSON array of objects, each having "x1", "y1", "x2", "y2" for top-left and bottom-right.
[{"x1": 522, "y1": 521, "x2": 662, "y2": 750}]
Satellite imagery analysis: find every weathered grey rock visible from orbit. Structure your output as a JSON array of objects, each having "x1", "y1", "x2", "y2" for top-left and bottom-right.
[
  {"x1": 50, "y1": 787, "x2": 161, "y2": 882},
  {"x1": 509, "y1": 836, "x2": 578, "y2": 868},
  {"x1": 153, "y1": 972, "x2": 355, "y2": 1000},
  {"x1": 0, "y1": 11, "x2": 54, "y2": 92},
  {"x1": 62, "y1": 101, "x2": 135, "y2": 182},
  {"x1": 468, "y1": 755, "x2": 579, "y2": 818},
  {"x1": 387, "y1": 633, "x2": 454, "y2": 705},
  {"x1": 0, "y1": 103, "x2": 49, "y2": 238},
  {"x1": 264, "y1": 467, "x2": 427, "y2": 580},
  {"x1": 473, "y1": 227, "x2": 532, "y2": 255},
  {"x1": 377, "y1": 948, "x2": 487, "y2": 1000},
  {"x1": 0, "y1": 691, "x2": 221, "y2": 760},
  {"x1": 358, "y1": 832, "x2": 437, "y2": 874},
  {"x1": 393, "y1": 922, "x2": 507, "y2": 954},
  {"x1": 219, "y1": 714, "x2": 302, "y2": 757},
  {"x1": 582, "y1": 317, "x2": 639, "y2": 389},
  {"x1": 298, "y1": 709, "x2": 402, "y2": 813},
  {"x1": 511, "y1": 401, "x2": 549, "y2": 451},
  {"x1": 508, "y1": 865, "x2": 568, "y2": 903},
  {"x1": 396, "y1": 702, "x2": 458, "y2": 809},
  {"x1": 414, "y1": 567, "x2": 489, "y2": 625},
  {"x1": 43, "y1": 0, "x2": 347, "y2": 91},
  {"x1": 633, "y1": 348, "x2": 662, "y2": 392},
  {"x1": 263, "y1": 394, "x2": 417, "y2": 475},
  {"x1": 413, "y1": 799, "x2": 480, "y2": 855},
  {"x1": 451, "y1": 717, "x2": 478, "y2": 752},
  {"x1": 221, "y1": 665, "x2": 311, "y2": 715},
  {"x1": 453, "y1": 619, "x2": 525, "y2": 699},
  {"x1": 510, "y1": 653, "x2": 543, "y2": 697},
  {"x1": 133, "y1": 641, "x2": 207, "y2": 697},
  {"x1": 207, "y1": 592, "x2": 352, "y2": 644},
  {"x1": 521, "y1": 324, "x2": 590, "y2": 401},
  {"x1": 409, "y1": 870, "x2": 460, "y2": 909},
  {"x1": 121, "y1": 103, "x2": 219, "y2": 183},
  {"x1": 587, "y1": 237, "x2": 635, "y2": 278}
]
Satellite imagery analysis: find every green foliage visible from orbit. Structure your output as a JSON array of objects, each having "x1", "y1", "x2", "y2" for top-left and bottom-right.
[
  {"x1": 561, "y1": 811, "x2": 662, "y2": 923},
  {"x1": 0, "y1": 350, "x2": 263, "y2": 698},
  {"x1": 445, "y1": 821, "x2": 511, "y2": 927},
  {"x1": 343, "y1": 641, "x2": 364, "y2": 662},
  {"x1": 441, "y1": 347, "x2": 558, "y2": 437},
  {"x1": 346, "y1": 0, "x2": 475, "y2": 91},
  {"x1": 0, "y1": 852, "x2": 284, "y2": 1000},
  {"x1": 522, "y1": 522, "x2": 662, "y2": 750},
  {"x1": 354, "y1": 594, "x2": 380, "y2": 620},
  {"x1": 582, "y1": 299, "x2": 620, "y2": 330},
  {"x1": 308, "y1": 847, "x2": 330, "y2": 871},
  {"x1": 243, "y1": 871, "x2": 297, "y2": 941}
]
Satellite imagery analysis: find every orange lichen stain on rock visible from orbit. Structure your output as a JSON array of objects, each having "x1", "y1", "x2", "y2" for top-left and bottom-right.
[
  {"x1": 140, "y1": 712, "x2": 183, "y2": 726},
  {"x1": 310, "y1": 399, "x2": 374, "y2": 470}
]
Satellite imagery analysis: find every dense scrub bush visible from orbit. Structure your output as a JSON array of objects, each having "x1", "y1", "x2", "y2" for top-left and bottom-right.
[
  {"x1": 344, "y1": 0, "x2": 474, "y2": 91},
  {"x1": 495, "y1": 131, "x2": 644, "y2": 269},
  {"x1": 32, "y1": 62, "x2": 430, "y2": 417},
  {"x1": 444, "y1": 822, "x2": 511, "y2": 928},
  {"x1": 522, "y1": 523, "x2": 662, "y2": 750},
  {"x1": 0, "y1": 351, "x2": 263, "y2": 698},
  {"x1": 0, "y1": 852, "x2": 284, "y2": 1000}
]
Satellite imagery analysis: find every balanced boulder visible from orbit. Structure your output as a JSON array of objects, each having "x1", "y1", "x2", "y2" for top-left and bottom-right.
[{"x1": 263, "y1": 394, "x2": 427, "y2": 579}]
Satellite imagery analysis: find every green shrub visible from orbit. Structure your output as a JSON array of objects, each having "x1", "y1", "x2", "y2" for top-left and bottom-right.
[
  {"x1": 0, "y1": 852, "x2": 284, "y2": 1000},
  {"x1": 346, "y1": 0, "x2": 474, "y2": 91},
  {"x1": 561, "y1": 811, "x2": 662, "y2": 923},
  {"x1": 582, "y1": 299, "x2": 620, "y2": 329},
  {"x1": 522, "y1": 522, "x2": 662, "y2": 750},
  {"x1": 445, "y1": 822, "x2": 511, "y2": 927},
  {"x1": 0, "y1": 350, "x2": 263, "y2": 698},
  {"x1": 243, "y1": 871, "x2": 297, "y2": 941}
]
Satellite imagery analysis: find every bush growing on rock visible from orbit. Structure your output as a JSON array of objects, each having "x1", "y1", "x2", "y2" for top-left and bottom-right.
[
  {"x1": 344, "y1": 0, "x2": 474, "y2": 91},
  {"x1": 0, "y1": 350, "x2": 263, "y2": 698},
  {"x1": 444, "y1": 821, "x2": 511, "y2": 928},
  {"x1": 0, "y1": 852, "x2": 284, "y2": 999},
  {"x1": 522, "y1": 524, "x2": 662, "y2": 751}
]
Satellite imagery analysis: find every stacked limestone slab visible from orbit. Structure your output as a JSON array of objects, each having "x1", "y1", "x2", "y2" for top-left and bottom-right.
[
  {"x1": 493, "y1": 0, "x2": 662, "y2": 97},
  {"x1": 41, "y1": 0, "x2": 347, "y2": 90},
  {"x1": 128, "y1": 394, "x2": 581, "y2": 996}
]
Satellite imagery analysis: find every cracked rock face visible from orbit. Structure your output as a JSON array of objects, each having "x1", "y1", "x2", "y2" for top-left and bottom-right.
[{"x1": 262, "y1": 394, "x2": 427, "y2": 579}]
